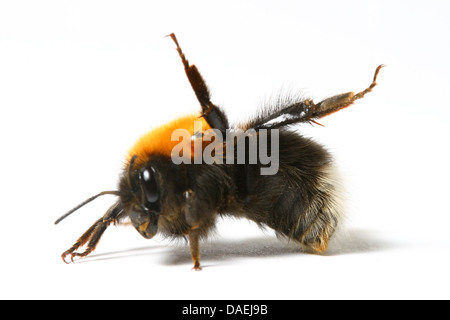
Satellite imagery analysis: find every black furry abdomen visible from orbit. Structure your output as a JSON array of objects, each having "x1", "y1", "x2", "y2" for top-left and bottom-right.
[{"x1": 230, "y1": 129, "x2": 341, "y2": 252}]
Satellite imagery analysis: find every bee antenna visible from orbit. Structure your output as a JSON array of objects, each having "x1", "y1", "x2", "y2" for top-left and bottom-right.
[{"x1": 54, "y1": 190, "x2": 120, "y2": 225}]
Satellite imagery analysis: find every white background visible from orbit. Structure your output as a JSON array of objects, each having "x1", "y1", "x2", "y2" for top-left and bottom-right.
[{"x1": 1, "y1": 0, "x2": 450, "y2": 300}]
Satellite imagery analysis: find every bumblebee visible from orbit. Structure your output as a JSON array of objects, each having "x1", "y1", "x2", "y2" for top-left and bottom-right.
[{"x1": 55, "y1": 33, "x2": 383, "y2": 270}]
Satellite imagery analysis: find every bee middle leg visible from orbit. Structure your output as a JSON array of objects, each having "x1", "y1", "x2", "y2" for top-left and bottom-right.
[
  {"x1": 183, "y1": 188, "x2": 219, "y2": 271},
  {"x1": 188, "y1": 230, "x2": 202, "y2": 271},
  {"x1": 167, "y1": 33, "x2": 229, "y2": 132}
]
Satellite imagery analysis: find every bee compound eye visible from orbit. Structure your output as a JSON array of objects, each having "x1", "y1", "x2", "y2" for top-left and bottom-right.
[{"x1": 140, "y1": 167, "x2": 159, "y2": 203}]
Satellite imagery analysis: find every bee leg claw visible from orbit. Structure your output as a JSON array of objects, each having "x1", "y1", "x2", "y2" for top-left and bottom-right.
[
  {"x1": 61, "y1": 254, "x2": 74, "y2": 264},
  {"x1": 61, "y1": 251, "x2": 72, "y2": 264},
  {"x1": 192, "y1": 262, "x2": 202, "y2": 271},
  {"x1": 61, "y1": 250, "x2": 87, "y2": 264}
]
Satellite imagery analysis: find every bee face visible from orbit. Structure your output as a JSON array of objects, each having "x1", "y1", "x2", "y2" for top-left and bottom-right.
[{"x1": 123, "y1": 163, "x2": 162, "y2": 240}]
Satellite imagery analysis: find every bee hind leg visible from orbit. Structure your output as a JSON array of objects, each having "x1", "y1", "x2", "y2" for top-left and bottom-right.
[{"x1": 312, "y1": 64, "x2": 385, "y2": 119}]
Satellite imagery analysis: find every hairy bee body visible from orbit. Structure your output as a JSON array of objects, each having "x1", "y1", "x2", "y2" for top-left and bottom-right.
[
  {"x1": 118, "y1": 126, "x2": 340, "y2": 253},
  {"x1": 56, "y1": 34, "x2": 381, "y2": 270},
  {"x1": 228, "y1": 129, "x2": 341, "y2": 253}
]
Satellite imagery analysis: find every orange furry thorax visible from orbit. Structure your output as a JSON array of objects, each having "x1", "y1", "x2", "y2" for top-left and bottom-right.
[{"x1": 127, "y1": 114, "x2": 211, "y2": 166}]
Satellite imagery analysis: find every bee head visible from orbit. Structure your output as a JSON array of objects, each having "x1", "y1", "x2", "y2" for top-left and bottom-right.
[
  {"x1": 122, "y1": 155, "x2": 161, "y2": 239},
  {"x1": 54, "y1": 155, "x2": 166, "y2": 241}
]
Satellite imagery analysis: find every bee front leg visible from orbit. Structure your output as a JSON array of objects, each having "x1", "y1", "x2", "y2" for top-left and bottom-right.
[
  {"x1": 184, "y1": 191, "x2": 204, "y2": 271},
  {"x1": 61, "y1": 216, "x2": 118, "y2": 263},
  {"x1": 61, "y1": 217, "x2": 108, "y2": 263},
  {"x1": 61, "y1": 202, "x2": 121, "y2": 263},
  {"x1": 188, "y1": 230, "x2": 202, "y2": 271}
]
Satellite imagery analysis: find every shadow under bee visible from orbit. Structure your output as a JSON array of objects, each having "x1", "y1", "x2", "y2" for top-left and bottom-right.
[
  {"x1": 164, "y1": 228, "x2": 395, "y2": 267},
  {"x1": 71, "y1": 228, "x2": 395, "y2": 266}
]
